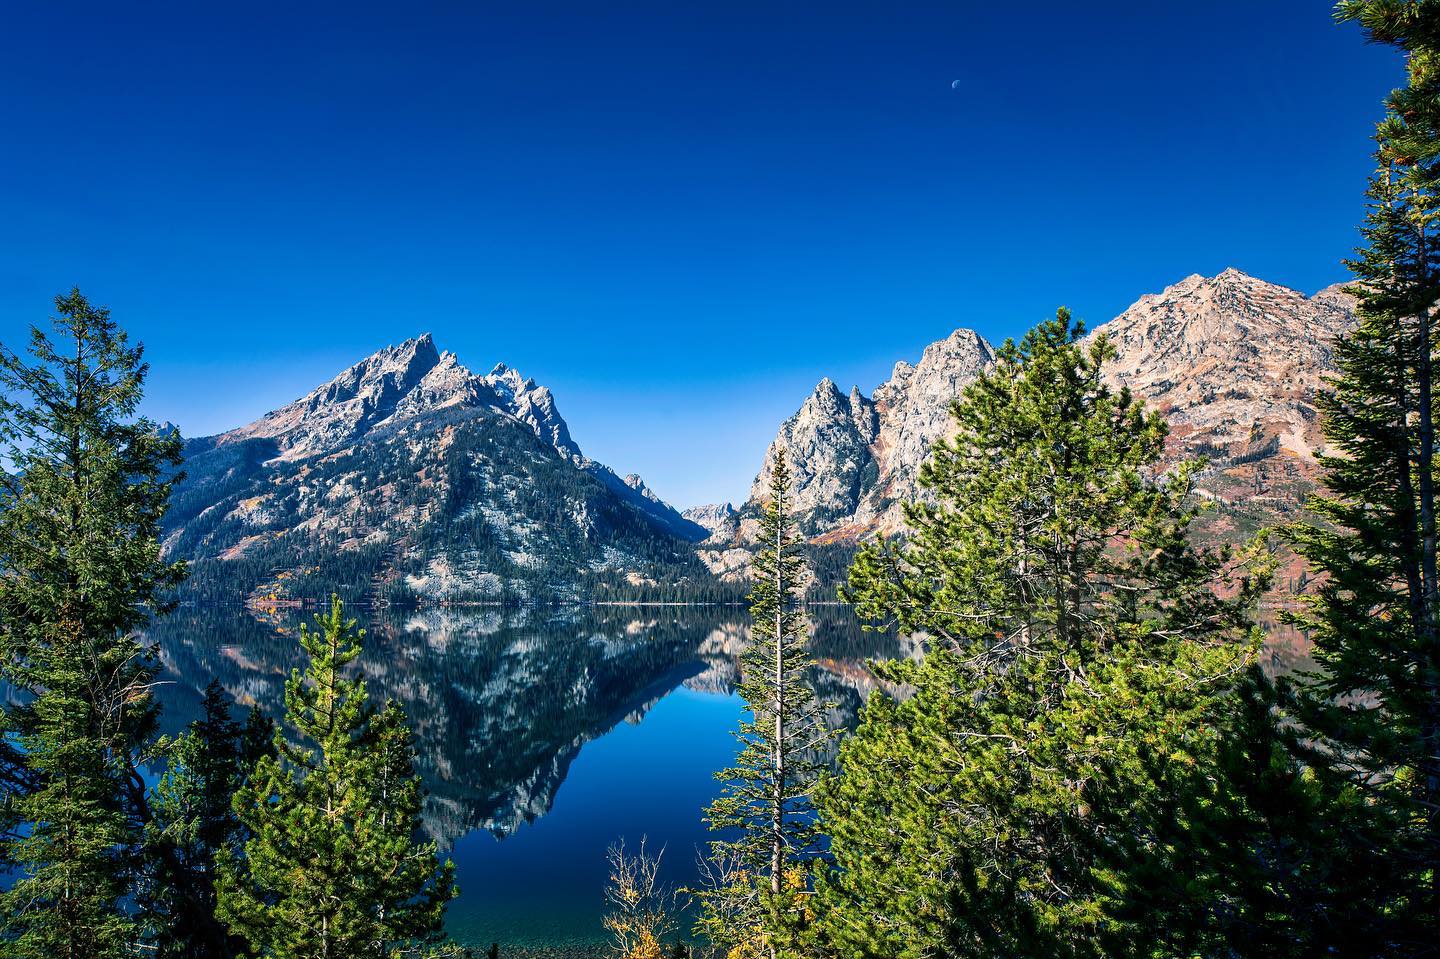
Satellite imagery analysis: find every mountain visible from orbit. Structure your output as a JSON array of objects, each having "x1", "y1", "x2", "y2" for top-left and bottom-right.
[
  {"x1": 698, "y1": 328, "x2": 995, "y2": 581},
  {"x1": 682, "y1": 502, "x2": 739, "y2": 538},
  {"x1": 1094, "y1": 268, "x2": 1353, "y2": 516},
  {"x1": 746, "y1": 329, "x2": 994, "y2": 539},
  {"x1": 706, "y1": 270, "x2": 1355, "y2": 581},
  {"x1": 482, "y1": 362, "x2": 706, "y2": 542},
  {"x1": 163, "y1": 334, "x2": 710, "y2": 604}
]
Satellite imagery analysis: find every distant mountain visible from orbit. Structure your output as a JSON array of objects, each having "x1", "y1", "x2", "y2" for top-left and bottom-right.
[
  {"x1": 704, "y1": 270, "x2": 1355, "y2": 582},
  {"x1": 682, "y1": 502, "x2": 738, "y2": 538},
  {"x1": 162, "y1": 270, "x2": 1355, "y2": 601},
  {"x1": 164, "y1": 334, "x2": 710, "y2": 604}
]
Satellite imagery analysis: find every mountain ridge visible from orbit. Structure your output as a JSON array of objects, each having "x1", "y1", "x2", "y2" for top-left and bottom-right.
[
  {"x1": 164, "y1": 335, "x2": 711, "y2": 603},
  {"x1": 701, "y1": 268, "x2": 1355, "y2": 582}
]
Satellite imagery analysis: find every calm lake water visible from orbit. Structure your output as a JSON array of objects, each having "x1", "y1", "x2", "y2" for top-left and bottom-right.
[{"x1": 147, "y1": 604, "x2": 909, "y2": 949}]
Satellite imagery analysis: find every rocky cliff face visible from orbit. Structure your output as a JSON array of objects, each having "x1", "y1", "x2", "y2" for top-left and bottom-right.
[
  {"x1": 710, "y1": 270, "x2": 1354, "y2": 579},
  {"x1": 739, "y1": 329, "x2": 995, "y2": 543},
  {"x1": 1093, "y1": 268, "x2": 1353, "y2": 512},
  {"x1": 165, "y1": 334, "x2": 706, "y2": 603},
  {"x1": 711, "y1": 327, "x2": 994, "y2": 575},
  {"x1": 482, "y1": 362, "x2": 583, "y2": 463},
  {"x1": 682, "y1": 502, "x2": 739, "y2": 538},
  {"x1": 477, "y1": 360, "x2": 706, "y2": 541}
]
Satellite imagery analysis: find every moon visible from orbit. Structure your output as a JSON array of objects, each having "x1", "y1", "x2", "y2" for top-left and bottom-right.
[{"x1": 951, "y1": 79, "x2": 962, "y2": 89}]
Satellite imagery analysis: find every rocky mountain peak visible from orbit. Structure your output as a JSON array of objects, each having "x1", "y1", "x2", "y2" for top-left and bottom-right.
[
  {"x1": 711, "y1": 268, "x2": 1359, "y2": 585},
  {"x1": 168, "y1": 334, "x2": 715, "y2": 603},
  {"x1": 682, "y1": 502, "x2": 738, "y2": 534},
  {"x1": 1090, "y1": 269, "x2": 1355, "y2": 504},
  {"x1": 733, "y1": 325, "x2": 993, "y2": 549},
  {"x1": 484, "y1": 362, "x2": 534, "y2": 402},
  {"x1": 220, "y1": 333, "x2": 450, "y2": 461},
  {"x1": 483, "y1": 363, "x2": 582, "y2": 463},
  {"x1": 859, "y1": 326, "x2": 994, "y2": 524},
  {"x1": 391, "y1": 349, "x2": 497, "y2": 420},
  {"x1": 622, "y1": 473, "x2": 665, "y2": 505},
  {"x1": 800, "y1": 377, "x2": 847, "y2": 414}
]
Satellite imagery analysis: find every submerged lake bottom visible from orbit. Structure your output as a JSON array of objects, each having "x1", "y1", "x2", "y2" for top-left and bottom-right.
[{"x1": 149, "y1": 603, "x2": 904, "y2": 949}]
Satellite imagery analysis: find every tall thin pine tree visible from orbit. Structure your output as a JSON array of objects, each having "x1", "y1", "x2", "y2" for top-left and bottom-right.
[
  {"x1": 698, "y1": 449, "x2": 831, "y2": 959},
  {"x1": 0, "y1": 290, "x2": 186, "y2": 959},
  {"x1": 1281, "y1": 4, "x2": 1440, "y2": 950},
  {"x1": 142, "y1": 679, "x2": 275, "y2": 958}
]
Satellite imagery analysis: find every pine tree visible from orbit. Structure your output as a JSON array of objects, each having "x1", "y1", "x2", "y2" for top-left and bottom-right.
[
  {"x1": 1278, "y1": 4, "x2": 1440, "y2": 950},
  {"x1": 1165, "y1": 665, "x2": 1393, "y2": 957},
  {"x1": 142, "y1": 680, "x2": 275, "y2": 958},
  {"x1": 215, "y1": 595, "x2": 457, "y2": 959},
  {"x1": 697, "y1": 449, "x2": 831, "y2": 959},
  {"x1": 813, "y1": 313, "x2": 1266, "y2": 959},
  {"x1": 0, "y1": 290, "x2": 186, "y2": 958}
]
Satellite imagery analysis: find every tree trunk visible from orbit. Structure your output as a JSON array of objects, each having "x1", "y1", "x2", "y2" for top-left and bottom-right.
[
  {"x1": 771, "y1": 487, "x2": 785, "y2": 959},
  {"x1": 1414, "y1": 217, "x2": 1440, "y2": 911}
]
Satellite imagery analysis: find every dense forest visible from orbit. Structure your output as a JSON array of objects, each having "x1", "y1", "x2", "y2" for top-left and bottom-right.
[{"x1": 2, "y1": 3, "x2": 1440, "y2": 958}]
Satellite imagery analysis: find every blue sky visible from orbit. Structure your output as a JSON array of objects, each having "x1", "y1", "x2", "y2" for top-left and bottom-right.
[{"x1": 0, "y1": 2, "x2": 1402, "y2": 508}]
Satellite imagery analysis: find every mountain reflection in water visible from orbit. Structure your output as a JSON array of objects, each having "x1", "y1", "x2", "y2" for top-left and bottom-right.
[{"x1": 146, "y1": 603, "x2": 913, "y2": 947}]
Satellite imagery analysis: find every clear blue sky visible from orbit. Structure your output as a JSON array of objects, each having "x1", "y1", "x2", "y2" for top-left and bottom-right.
[{"x1": 0, "y1": 1, "x2": 1402, "y2": 508}]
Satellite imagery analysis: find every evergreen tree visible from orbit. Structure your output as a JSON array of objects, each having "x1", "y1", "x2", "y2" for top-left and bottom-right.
[
  {"x1": 1278, "y1": 4, "x2": 1440, "y2": 950},
  {"x1": 0, "y1": 290, "x2": 186, "y2": 958},
  {"x1": 813, "y1": 313, "x2": 1266, "y2": 959},
  {"x1": 142, "y1": 679, "x2": 275, "y2": 958},
  {"x1": 697, "y1": 449, "x2": 831, "y2": 959},
  {"x1": 1165, "y1": 666, "x2": 1391, "y2": 957},
  {"x1": 215, "y1": 595, "x2": 457, "y2": 959}
]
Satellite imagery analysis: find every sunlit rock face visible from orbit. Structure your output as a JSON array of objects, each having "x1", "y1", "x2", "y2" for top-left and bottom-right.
[
  {"x1": 742, "y1": 329, "x2": 994, "y2": 543},
  {"x1": 165, "y1": 335, "x2": 706, "y2": 604},
  {"x1": 1092, "y1": 268, "x2": 1354, "y2": 511},
  {"x1": 711, "y1": 269, "x2": 1355, "y2": 581},
  {"x1": 682, "y1": 502, "x2": 739, "y2": 539}
]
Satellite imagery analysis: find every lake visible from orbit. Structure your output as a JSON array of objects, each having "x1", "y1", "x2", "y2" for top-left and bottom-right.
[{"x1": 147, "y1": 604, "x2": 910, "y2": 951}]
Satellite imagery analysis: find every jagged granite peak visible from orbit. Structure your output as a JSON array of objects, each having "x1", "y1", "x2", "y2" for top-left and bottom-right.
[
  {"x1": 737, "y1": 326, "x2": 994, "y2": 547},
  {"x1": 683, "y1": 502, "x2": 739, "y2": 541},
  {"x1": 166, "y1": 336, "x2": 712, "y2": 600},
  {"x1": 1091, "y1": 268, "x2": 1354, "y2": 497},
  {"x1": 860, "y1": 327, "x2": 995, "y2": 528},
  {"x1": 221, "y1": 333, "x2": 451, "y2": 461},
  {"x1": 682, "y1": 502, "x2": 738, "y2": 531},
  {"x1": 718, "y1": 268, "x2": 1357, "y2": 580},
  {"x1": 482, "y1": 362, "x2": 583, "y2": 464},
  {"x1": 746, "y1": 375, "x2": 883, "y2": 534},
  {"x1": 472, "y1": 364, "x2": 703, "y2": 541},
  {"x1": 483, "y1": 361, "x2": 527, "y2": 400},
  {"x1": 622, "y1": 473, "x2": 664, "y2": 504},
  {"x1": 390, "y1": 350, "x2": 501, "y2": 422}
]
